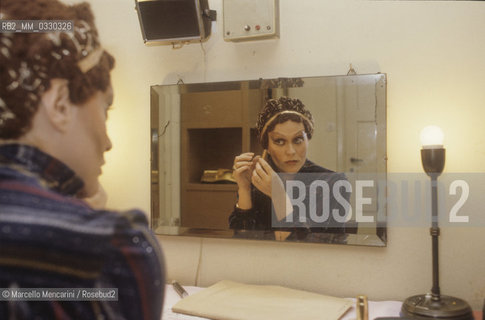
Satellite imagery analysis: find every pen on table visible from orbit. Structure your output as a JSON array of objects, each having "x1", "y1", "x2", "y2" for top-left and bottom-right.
[{"x1": 172, "y1": 280, "x2": 188, "y2": 298}]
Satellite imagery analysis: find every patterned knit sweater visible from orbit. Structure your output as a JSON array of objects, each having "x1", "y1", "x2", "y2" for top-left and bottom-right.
[{"x1": 0, "y1": 144, "x2": 165, "y2": 320}]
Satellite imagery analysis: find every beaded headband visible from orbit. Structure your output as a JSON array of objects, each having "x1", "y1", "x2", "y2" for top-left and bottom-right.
[
  {"x1": 0, "y1": 19, "x2": 104, "y2": 126},
  {"x1": 259, "y1": 110, "x2": 314, "y2": 143},
  {"x1": 77, "y1": 46, "x2": 104, "y2": 73}
]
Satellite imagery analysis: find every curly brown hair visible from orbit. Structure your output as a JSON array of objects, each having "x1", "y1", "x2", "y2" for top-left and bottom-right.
[
  {"x1": 0, "y1": 0, "x2": 115, "y2": 139},
  {"x1": 257, "y1": 96, "x2": 314, "y2": 149}
]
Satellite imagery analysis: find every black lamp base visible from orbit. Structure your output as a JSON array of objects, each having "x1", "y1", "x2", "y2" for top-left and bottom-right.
[{"x1": 402, "y1": 294, "x2": 473, "y2": 320}]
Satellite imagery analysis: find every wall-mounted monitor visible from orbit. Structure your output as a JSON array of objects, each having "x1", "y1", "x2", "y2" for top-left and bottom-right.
[{"x1": 135, "y1": 0, "x2": 214, "y2": 46}]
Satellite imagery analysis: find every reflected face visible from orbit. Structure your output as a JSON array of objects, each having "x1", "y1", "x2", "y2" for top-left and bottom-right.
[
  {"x1": 267, "y1": 120, "x2": 308, "y2": 173},
  {"x1": 68, "y1": 85, "x2": 113, "y2": 196}
]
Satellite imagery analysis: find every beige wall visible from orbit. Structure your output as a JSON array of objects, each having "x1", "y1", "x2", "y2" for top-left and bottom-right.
[{"x1": 76, "y1": 0, "x2": 485, "y2": 309}]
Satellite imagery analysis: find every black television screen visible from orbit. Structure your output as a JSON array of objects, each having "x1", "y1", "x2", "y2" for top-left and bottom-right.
[{"x1": 136, "y1": 0, "x2": 203, "y2": 43}]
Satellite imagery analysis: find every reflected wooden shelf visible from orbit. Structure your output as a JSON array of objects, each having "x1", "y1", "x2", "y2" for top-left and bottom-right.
[{"x1": 186, "y1": 183, "x2": 238, "y2": 192}]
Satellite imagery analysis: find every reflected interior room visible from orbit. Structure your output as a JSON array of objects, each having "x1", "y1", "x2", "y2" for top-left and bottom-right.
[
  {"x1": 151, "y1": 74, "x2": 388, "y2": 247},
  {"x1": 22, "y1": 0, "x2": 485, "y2": 318}
]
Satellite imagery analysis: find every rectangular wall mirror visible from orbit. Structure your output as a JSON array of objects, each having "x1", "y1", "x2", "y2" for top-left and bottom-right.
[{"x1": 151, "y1": 73, "x2": 387, "y2": 246}]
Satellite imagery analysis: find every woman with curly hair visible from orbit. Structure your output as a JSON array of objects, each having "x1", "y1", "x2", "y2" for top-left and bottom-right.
[
  {"x1": 0, "y1": 1, "x2": 165, "y2": 319},
  {"x1": 229, "y1": 97, "x2": 350, "y2": 242}
]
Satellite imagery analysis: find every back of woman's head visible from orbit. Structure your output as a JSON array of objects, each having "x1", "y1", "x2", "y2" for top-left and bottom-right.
[{"x1": 0, "y1": 0, "x2": 115, "y2": 139}]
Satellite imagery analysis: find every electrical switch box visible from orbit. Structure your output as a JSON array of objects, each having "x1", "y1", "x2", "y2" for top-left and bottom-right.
[{"x1": 223, "y1": 0, "x2": 279, "y2": 42}]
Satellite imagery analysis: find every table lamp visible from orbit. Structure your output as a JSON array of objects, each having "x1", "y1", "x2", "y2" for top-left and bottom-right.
[{"x1": 401, "y1": 126, "x2": 473, "y2": 319}]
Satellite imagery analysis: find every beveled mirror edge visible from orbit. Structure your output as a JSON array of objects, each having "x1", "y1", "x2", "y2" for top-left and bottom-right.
[
  {"x1": 153, "y1": 227, "x2": 387, "y2": 247},
  {"x1": 150, "y1": 73, "x2": 387, "y2": 247}
]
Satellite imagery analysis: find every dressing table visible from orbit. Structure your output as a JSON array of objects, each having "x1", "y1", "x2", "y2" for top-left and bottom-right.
[
  {"x1": 162, "y1": 285, "x2": 483, "y2": 320},
  {"x1": 162, "y1": 284, "x2": 402, "y2": 319}
]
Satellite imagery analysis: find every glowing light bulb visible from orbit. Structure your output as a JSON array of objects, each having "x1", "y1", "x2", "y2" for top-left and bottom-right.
[{"x1": 420, "y1": 125, "x2": 444, "y2": 149}]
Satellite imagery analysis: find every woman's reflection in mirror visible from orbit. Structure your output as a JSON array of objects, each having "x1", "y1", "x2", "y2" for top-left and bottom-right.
[{"x1": 229, "y1": 97, "x2": 353, "y2": 242}]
